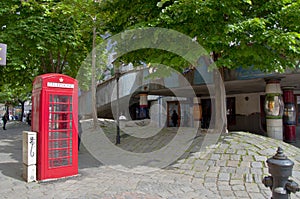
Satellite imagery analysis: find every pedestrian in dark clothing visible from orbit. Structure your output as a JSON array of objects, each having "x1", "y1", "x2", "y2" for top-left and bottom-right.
[
  {"x1": 2, "y1": 113, "x2": 8, "y2": 130},
  {"x1": 78, "y1": 115, "x2": 83, "y2": 151},
  {"x1": 171, "y1": 110, "x2": 178, "y2": 127}
]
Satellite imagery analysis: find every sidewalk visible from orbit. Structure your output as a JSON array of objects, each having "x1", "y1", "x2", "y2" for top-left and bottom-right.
[{"x1": 0, "y1": 120, "x2": 300, "y2": 198}]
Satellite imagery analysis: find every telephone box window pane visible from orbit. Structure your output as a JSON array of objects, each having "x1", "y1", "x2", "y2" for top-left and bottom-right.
[
  {"x1": 48, "y1": 94, "x2": 73, "y2": 169},
  {"x1": 49, "y1": 158, "x2": 71, "y2": 167}
]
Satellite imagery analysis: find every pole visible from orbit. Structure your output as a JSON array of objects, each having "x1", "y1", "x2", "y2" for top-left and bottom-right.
[
  {"x1": 91, "y1": 19, "x2": 98, "y2": 129},
  {"x1": 115, "y1": 68, "x2": 121, "y2": 144}
]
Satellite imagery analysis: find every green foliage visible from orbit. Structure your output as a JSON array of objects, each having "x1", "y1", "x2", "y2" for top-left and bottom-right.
[
  {"x1": 157, "y1": 0, "x2": 300, "y2": 72},
  {"x1": 0, "y1": 0, "x2": 92, "y2": 104},
  {"x1": 100, "y1": 0, "x2": 299, "y2": 73},
  {"x1": 1, "y1": 0, "x2": 299, "y2": 104}
]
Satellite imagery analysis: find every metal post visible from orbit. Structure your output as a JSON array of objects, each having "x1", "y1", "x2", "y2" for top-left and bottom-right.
[
  {"x1": 115, "y1": 68, "x2": 121, "y2": 144},
  {"x1": 262, "y1": 147, "x2": 300, "y2": 198}
]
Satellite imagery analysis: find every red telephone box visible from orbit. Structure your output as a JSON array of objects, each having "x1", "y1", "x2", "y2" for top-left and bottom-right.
[{"x1": 32, "y1": 74, "x2": 78, "y2": 181}]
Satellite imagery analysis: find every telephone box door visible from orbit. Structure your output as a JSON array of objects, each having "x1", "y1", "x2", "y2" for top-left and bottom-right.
[{"x1": 46, "y1": 92, "x2": 77, "y2": 178}]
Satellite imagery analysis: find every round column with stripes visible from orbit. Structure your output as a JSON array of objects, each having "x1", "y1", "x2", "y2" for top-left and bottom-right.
[
  {"x1": 264, "y1": 79, "x2": 284, "y2": 140},
  {"x1": 282, "y1": 87, "x2": 296, "y2": 143},
  {"x1": 139, "y1": 93, "x2": 148, "y2": 119}
]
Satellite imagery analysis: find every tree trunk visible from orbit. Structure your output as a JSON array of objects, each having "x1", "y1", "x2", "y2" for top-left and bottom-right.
[
  {"x1": 91, "y1": 25, "x2": 98, "y2": 128},
  {"x1": 18, "y1": 99, "x2": 26, "y2": 122},
  {"x1": 212, "y1": 51, "x2": 227, "y2": 134},
  {"x1": 213, "y1": 69, "x2": 227, "y2": 134}
]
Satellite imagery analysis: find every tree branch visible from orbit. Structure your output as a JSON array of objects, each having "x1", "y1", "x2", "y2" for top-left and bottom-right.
[
  {"x1": 49, "y1": 51, "x2": 54, "y2": 72},
  {"x1": 61, "y1": 47, "x2": 70, "y2": 72},
  {"x1": 41, "y1": 57, "x2": 47, "y2": 73},
  {"x1": 56, "y1": 49, "x2": 61, "y2": 73}
]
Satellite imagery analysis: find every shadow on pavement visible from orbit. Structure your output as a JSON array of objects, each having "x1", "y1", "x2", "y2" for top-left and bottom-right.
[{"x1": 0, "y1": 121, "x2": 30, "y2": 181}]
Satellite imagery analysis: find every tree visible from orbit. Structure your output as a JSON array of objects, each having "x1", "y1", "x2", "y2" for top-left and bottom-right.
[
  {"x1": 95, "y1": 0, "x2": 299, "y2": 134},
  {"x1": 156, "y1": 0, "x2": 300, "y2": 72},
  {"x1": 0, "y1": 0, "x2": 89, "y2": 116},
  {"x1": 99, "y1": 0, "x2": 300, "y2": 72},
  {"x1": 58, "y1": 0, "x2": 110, "y2": 128}
]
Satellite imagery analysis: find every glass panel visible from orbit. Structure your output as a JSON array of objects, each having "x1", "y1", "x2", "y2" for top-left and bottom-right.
[{"x1": 48, "y1": 94, "x2": 73, "y2": 168}]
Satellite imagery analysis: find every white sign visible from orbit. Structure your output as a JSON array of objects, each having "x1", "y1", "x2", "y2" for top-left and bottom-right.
[{"x1": 47, "y1": 82, "x2": 74, "y2": 89}]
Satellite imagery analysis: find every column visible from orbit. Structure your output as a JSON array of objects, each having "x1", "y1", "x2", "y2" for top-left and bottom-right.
[
  {"x1": 282, "y1": 87, "x2": 296, "y2": 143},
  {"x1": 139, "y1": 93, "x2": 148, "y2": 119},
  {"x1": 264, "y1": 79, "x2": 284, "y2": 140}
]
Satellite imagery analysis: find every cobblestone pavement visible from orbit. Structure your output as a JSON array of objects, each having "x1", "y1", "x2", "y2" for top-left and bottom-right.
[{"x1": 1, "y1": 120, "x2": 300, "y2": 198}]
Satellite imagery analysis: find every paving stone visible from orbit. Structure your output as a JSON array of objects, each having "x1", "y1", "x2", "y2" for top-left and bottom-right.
[
  {"x1": 193, "y1": 159, "x2": 207, "y2": 166},
  {"x1": 250, "y1": 168, "x2": 263, "y2": 175},
  {"x1": 214, "y1": 148, "x2": 226, "y2": 154},
  {"x1": 242, "y1": 155, "x2": 254, "y2": 161},
  {"x1": 230, "y1": 179, "x2": 244, "y2": 185},
  {"x1": 249, "y1": 192, "x2": 267, "y2": 199},
  {"x1": 251, "y1": 162, "x2": 263, "y2": 168},
  {"x1": 230, "y1": 154, "x2": 241, "y2": 161},
  {"x1": 227, "y1": 160, "x2": 239, "y2": 167},
  {"x1": 254, "y1": 155, "x2": 267, "y2": 162},
  {"x1": 253, "y1": 174, "x2": 263, "y2": 183},
  {"x1": 217, "y1": 181, "x2": 229, "y2": 186},
  {"x1": 221, "y1": 154, "x2": 230, "y2": 159},
  {"x1": 245, "y1": 183, "x2": 260, "y2": 192},
  {"x1": 215, "y1": 159, "x2": 227, "y2": 167},
  {"x1": 240, "y1": 161, "x2": 251, "y2": 167},
  {"x1": 205, "y1": 160, "x2": 216, "y2": 166},
  {"x1": 234, "y1": 191, "x2": 249, "y2": 198},
  {"x1": 193, "y1": 172, "x2": 205, "y2": 179},
  {"x1": 226, "y1": 148, "x2": 236, "y2": 154},
  {"x1": 245, "y1": 174, "x2": 254, "y2": 183},
  {"x1": 204, "y1": 177, "x2": 217, "y2": 183},
  {"x1": 220, "y1": 190, "x2": 235, "y2": 197},
  {"x1": 220, "y1": 167, "x2": 236, "y2": 173},
  {"x1": 206, "y1": 172, "x2": 218, "y2": 178},
  {"x1": 203, "y1": 182, "x2": 217, "y2": 189},
  {"x1": 236, "y1": 167, "x2": 250, "y2": 175},
  {"x1": 179, "y1": 164, "x2": 193, "y2": 170},
  {"x1": 180, "y1": 186, "x2": 194, "y2": 193},
  {"x1": 208, "y1": 166, "x2": 220, "y2": 173},
  {"x1": 210, "y1": 154, "x2": 221, "y2": 160},
  {"x1": 218, "y1": 173, "x2": 230, "y2": 181},
  {"x1": 193, "y1": 165, "x2": 209, "y2": 172},
  {"x1": 237, "y1": 150, "x2": 247, "y2": 155},
  {"x1": 218, "y1": 185, "x2": 232, "y2": 191}
]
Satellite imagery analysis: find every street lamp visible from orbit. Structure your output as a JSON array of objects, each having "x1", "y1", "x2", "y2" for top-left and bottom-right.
[{"x1": 115, "y1": 67, "x2": 121, "y2": 144}]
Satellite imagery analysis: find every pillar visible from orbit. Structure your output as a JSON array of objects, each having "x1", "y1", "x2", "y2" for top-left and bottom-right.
[
  {"x1": 139, "y1": 93, "x2": 148, "y2": 119},
  {"x1": 193, "y1": 97, "x2": 202, "y2": 128},
  {"x1": 264, "y1": 79, "x2": 284, "y2": 140},
  {"x1": 282, "y1": 87, "x2": 296, "y2": 143}
]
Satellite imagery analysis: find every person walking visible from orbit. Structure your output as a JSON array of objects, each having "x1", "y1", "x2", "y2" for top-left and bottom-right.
[
  {"x1": 171, "y1": 110, "x2": 179, "y2": 127},
  {"x1": 2, "y1": 113, "x2": 8, "y2": 130}
]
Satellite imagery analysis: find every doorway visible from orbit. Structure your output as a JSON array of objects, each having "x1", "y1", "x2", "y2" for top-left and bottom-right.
[
  {"x1": 167, "y1": 101, "x2": 180, "y2": 127},
  {"x1": 296, "y1": 95, "x2": 300, "y2": 126}
]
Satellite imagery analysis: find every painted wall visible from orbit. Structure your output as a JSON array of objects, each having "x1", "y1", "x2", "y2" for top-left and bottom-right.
[{"x1": 233, "y1": 93, "x2": 261, "y2": 115}]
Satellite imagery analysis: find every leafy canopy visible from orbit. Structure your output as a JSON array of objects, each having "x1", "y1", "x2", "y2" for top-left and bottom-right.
[{"x1": 100, "y1": 0, "x2": 300, "y2": 73}]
